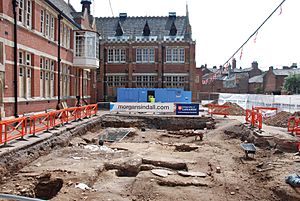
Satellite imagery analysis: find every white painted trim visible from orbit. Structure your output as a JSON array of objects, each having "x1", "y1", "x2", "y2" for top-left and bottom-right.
[
  {"x1": 163, "y1": 73, "x2": 189, "y2": 76},
  {"x1": 132, "y1": 73, "x2": 158, "y2": 76},
  {"x1": 106, "y1": 73, "x2": 127, "y2": 76}
]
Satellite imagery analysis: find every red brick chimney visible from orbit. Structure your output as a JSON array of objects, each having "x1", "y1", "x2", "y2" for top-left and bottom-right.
[
  {"x1": 232, "y1": 58, "x2": 236, "y2": 69},
  {"x1": 81, "y1": 0, "x2": 92, "y2": 15},
  {"x1": 252, "y1": 61, "x2": 258, "y2": 69}
]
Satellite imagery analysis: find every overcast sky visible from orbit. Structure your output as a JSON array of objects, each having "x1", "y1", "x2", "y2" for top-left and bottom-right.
[{"x1": 67, "y1": 0, "x2": 299, "y2": 70}]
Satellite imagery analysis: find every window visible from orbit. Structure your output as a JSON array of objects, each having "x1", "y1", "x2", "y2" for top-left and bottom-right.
[
  {"x1": 135, "y1": 75, "x2": 156, "y2": 87},
  {"x1": 40, "y1": 57, "x2": 55, "y2": 98},
  {"x1": 19, "y1": 50, "x2": 33, "y2": 98},
  {"x1": 59, "y1": 23, "x2": 71, "y2": 48},
  {"x1": 61, "y1": 65, "x2": 70, "y2": 97},
  {"x1": 40, "y1": 9, "x2": 56, "y2": 41},
  {"x1": 45, "y1": 13, "x2": 49, "y2": 36},
  {"x1": 75, "y1": 31, "x2": 99, "y2": 58},
  {"x1": 82, "y1": 70, "x2": 88, "y2": 96},
  {"x1": 50, "y1": 16, "x2": 55, "y2": 40},
  {"x1": 166, "y1": 47, "x2": 185, "y2": 63},
  {"x1": 136, "y1": 48, "x2": 155, "y2": 63},
  {"x1": 107, "y1": 48, "x2": 126, "y2": 63},
  {"x1": 18, "y1": 0, "x2": 24, "y2": 22},
  {"x1": 26, "y1": 0, "x2": 32, "y2": 27},
  {"x1": 18, "y1": 0, "x2": 32, "y2": 28},
  {"x1": 164, "y1": 76, "x2": 186, "y2": 88},
  {"x1": 40, "y1": 10, "x2": 44, "y2": 33},
  {"x1": 106, "y1": 75, "x2": 127, "y2": 87}
]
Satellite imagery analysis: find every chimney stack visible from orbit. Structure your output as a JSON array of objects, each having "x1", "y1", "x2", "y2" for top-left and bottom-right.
[
  {"x1": 251, "y1": 61, "x2": 258, "y2": 69},
  {"x1": 81, "y1": 0, "x2": 92, "y2": 15},
  {"x1": 232, "y1": 58, "x2": 236, "y2": 69}
]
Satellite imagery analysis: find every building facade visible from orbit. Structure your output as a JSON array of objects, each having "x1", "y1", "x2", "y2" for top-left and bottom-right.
[
  {"x1": 263, "y1": 66, "x2": 300, "y2": 94},
  {"x1": 0, "y1": 0, "x2": 99, "y2": 118},
  {"x1": 95, "y1": 9, "x2": 201, "y2": 101}
]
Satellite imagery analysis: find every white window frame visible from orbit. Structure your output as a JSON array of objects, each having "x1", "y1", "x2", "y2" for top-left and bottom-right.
[
  {"x1": 107, "y1": 48, "x2": 126, "y2": 63},
  {"x1": 136, "y1": 48, "x2": 155, "y2": 63},
  {"x1": 166, "y1": 47, "x2": 185, "y2": 63},
  {"x1": 19, "y1": 50, "x2": 33, "y2": 98},
  {"x1": 40, "y1": 10, "x2": 45, "y2": 33},
  {"x1": 18, "y1": 0, "x2": 32, "y2": 28}
]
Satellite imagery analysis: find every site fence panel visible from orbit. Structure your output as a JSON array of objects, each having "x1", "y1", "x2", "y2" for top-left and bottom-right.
[
  {"x1": 29, "y1": 113, "x2": 50, "y2": 135},
  {"x1": 0, "y1": 104, "x2": 98, "y2": 146},
  {"x1": 0, "y1": 117, "x2": 27, "y2": 145}
]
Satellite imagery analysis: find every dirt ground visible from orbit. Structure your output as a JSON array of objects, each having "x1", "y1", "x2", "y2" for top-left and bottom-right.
[{"x1": 1, "y1": 116, "x2": 300, "y2": 201}]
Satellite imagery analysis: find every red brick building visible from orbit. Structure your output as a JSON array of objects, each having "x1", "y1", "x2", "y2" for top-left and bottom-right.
[
  {"x1": 0, "y1": 0, "x2": 99, "y2": 118},
  {"x1": 95, "y1": 9, "x2": 201, "y2": 101},
  {"x1": 263, "y1": 66, "x2": 300, "y2": 94},
  {"x1": 200, "y1": 60, "x2": 263, "y2": 98}
]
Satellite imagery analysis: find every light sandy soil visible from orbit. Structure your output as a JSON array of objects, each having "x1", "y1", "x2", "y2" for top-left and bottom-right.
[{"x1": 0, "y1": 117, "x2": 300, "y2": 201}]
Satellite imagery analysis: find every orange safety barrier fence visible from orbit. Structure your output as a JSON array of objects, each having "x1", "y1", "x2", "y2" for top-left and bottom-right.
[
  {"x1": 29, "y1": 113, "x2": 50, "y2": 135},
  {"x1": 0, "y1": 104, "x2": 98, "y2": 146},
  {"x1": 245, "y1": 109, "x2": 252, "y2": 124},
  {"x1": 288, "y1": 116, "x2": 300, "y2": 135},
  {"x1": 244, "y1": 108, "x2": 263, "y2": 130},
  {"x1": 207, "y1": 104, "x2": 230, "y2": 117},
  {"x1": 0, "y1": 117, "x2": 27, "y2": 145}
]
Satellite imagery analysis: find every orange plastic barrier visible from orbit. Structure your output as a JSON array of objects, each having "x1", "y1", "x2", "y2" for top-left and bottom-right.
[
  {"x1": 245, "y1": 109, "x2": 252, "y2": 124},
  {"x1": 0, "y1": 117, "x2": 27, "y2": 145},
  {"x1": 29, "y1": 113, "x2": 50, "y2": 135},
  {"x1": 244, "y1": 108, "x2": 263, "y2": 130},
  {"x1": 0, "y1": 104, "x2": 98, "y2": 146},
  {"x1": 207, "y1": 104, "x2": 230, "y2": 117},
  {"x1": 288, "y1": 116, "x2": 300, "y2": 135}
]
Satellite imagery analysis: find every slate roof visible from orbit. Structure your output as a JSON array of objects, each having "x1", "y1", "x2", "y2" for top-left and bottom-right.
[
  {"x1": 249, "y1": 74, "x2": 264, "y2": 83},
  {"x1": 46, "y1": 0, "x2": 79, "y2": 27},
  {"x1": 232, "y1": 67, "x2": 253, "y2": 73},
  {"x1": 273, "y1": 68, "x2": 300, "y2": 76},
  {"x1": 95, "y1": 16, "x2": 189, "y2": 39}
]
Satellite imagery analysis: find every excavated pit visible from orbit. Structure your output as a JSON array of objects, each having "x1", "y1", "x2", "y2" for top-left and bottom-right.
[
  {"x1": 100, "y1": 114, "x2": 214, "y2": 131},
  {"x1": 34, "y1": 176, "x2": 63, "y2": 200}
]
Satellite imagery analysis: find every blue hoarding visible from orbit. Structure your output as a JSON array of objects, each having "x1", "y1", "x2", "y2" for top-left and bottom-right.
[{"x1": 176, "y1": 104, "x2": 199, "y2": 115}]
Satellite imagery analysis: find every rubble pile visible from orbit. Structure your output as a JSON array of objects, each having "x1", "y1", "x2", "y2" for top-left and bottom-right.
[
  {"x1": 222, "y1": 102, "x2": 246, "y2": 116},
  {"x1": 264, "y1": 111, "x2": 292, "y2": 128}
]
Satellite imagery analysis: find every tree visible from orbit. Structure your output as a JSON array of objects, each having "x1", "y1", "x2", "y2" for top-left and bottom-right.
[{"x1": 283, "y1": 74, "x2": 300, "y2": 94}]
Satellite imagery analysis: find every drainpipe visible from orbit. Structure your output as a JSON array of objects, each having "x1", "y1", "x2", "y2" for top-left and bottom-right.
[
  {"x1": 12, "y1": 0, "x2": 18, "y2": 117},
  {"x1": 103, "y1": 48, "x2": 107, "y2": 101},
  {"x1": 161, "y1": 45, "x2": 165, "y2": 88},
  {"x1": 57, "y1": 14, "x2": 62, "y2": 107},
  {"x1": 81, "y1": 69, "x2": 84, "y2": 102}
]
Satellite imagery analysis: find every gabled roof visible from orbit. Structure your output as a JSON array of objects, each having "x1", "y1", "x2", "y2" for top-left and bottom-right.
[
  {"x1": 273, "y1": 68, "x2": 300, "y2": 76},
  {"x1": 95, "y1": 16, "x2": 188, "y2": 39}
]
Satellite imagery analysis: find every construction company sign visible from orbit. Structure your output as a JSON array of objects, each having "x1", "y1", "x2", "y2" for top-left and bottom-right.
[{"x1": 110, "y1": 102, "x2": 175, "y2": 113}]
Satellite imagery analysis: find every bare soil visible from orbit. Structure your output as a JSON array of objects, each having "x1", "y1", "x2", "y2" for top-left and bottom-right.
[{"x1": 0, "y1": 116, "x2": 300, "y2": 201}]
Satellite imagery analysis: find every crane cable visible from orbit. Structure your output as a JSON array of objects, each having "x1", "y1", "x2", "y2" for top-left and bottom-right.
[
  {"x1": 222, "y1": 0, "x2": 287, "y2": 67},
  {"x1": 109, "y1": 0, "x2": 114, "y2": 17}
]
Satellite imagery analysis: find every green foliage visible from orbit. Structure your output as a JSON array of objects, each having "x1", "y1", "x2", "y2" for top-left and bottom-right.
[
  {"x1": 283, "y1": 74, "x2": 300, "y2": 94},
  {"x1": 255, "y1": 86, "x2": 264, "y2": 94}
]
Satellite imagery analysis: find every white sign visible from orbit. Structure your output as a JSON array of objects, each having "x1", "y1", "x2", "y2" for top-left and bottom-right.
[{"x1": 110, "y1": 102, "x2": 175, "y2": 113}]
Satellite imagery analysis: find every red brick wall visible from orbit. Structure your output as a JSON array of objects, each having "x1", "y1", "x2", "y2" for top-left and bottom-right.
[
  {"x1": 98, "y1": 41, "x2": 197, "y2": 101},
  {"x1": 0, "y1": 1, "x2": 96, "y2": 117}
]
